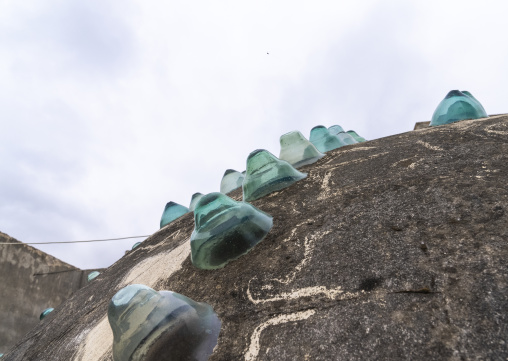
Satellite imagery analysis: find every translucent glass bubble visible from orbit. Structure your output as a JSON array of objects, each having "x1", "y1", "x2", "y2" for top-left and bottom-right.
[
  {"x1": 191, "y1": 192, "x2": 273, "y2": 270},
  {"x1": 87, "y1": 271, "x2": 100, "y2": 282},
  {"x1": 328, "y1": 125, "x2": 345, "y2": 135},
  {"x1": 243, "y1": 149, "x2": 307, "y2": 202},
  {"x1": 160, "y1": 202, "x2": 189, "y2": 228},
  {"x1": 309, "y1": 126, "x2": 348, "y2": 152},
  {"x1": 346, "y1": 130, "x2": 366, "y2": 142},
  {"x1": 189, "y1": 192, "x2": 204, "y2": 212},
  {"x1": 108, "y1": 284, "x2": 221, "y2": 361},
  {"x1": 40, "y1": 308, "x2": 54, "y2": 320},
  {"x1": 279, "y1": 131, "x2": 324, "y2": 168},
  {"x1": 430, "y1": 90, "x2": 488, "y2": 126},
  {"x1": 220, "y1": 169, "x2": 245, "y2": 194}
]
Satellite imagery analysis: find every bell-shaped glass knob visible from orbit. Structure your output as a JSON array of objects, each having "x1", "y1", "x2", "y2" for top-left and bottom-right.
[
  {"x1": 189, "y1": 192, "x2": 204, "y2": 212},
  {"x1": 191, "y1": 192, "x2": 273, "y2": 270},
  {"x1": 430, "y1": 90, "x2": 488, "y2": 126},
  {"x1": 87, "y1": 271, "x2": 100, "y2": 282},
  {"x1": 160, "y1": 202, "x2": 189, "y2": 228},
  {"x1": 108, "y1": 284, "x2": 221, "y2": 361},
  {"x1": 309, "y1": 126, "x2": 348, "y2": 152},
  {"x1": 462, "y1": 90, "x2": 488, "y2": 116},
  {"x1": 219, "y1": 169, "x2": 245, "y2": 194},
  {"x1": 242, "y1": 149, "x2": 307, "y2": 202},
  {"x1": 279, "y1": 131, "x2": 324, "y2": 168},
  {"x1": 40, "y1": 308, "x2": 54, "y2": 320},
  {"x1": 328, "y1": 125, "x2": 345, "y2": 135},
  {"x1": 346, "y1": 130, "x2": 366, "y2": 142}
]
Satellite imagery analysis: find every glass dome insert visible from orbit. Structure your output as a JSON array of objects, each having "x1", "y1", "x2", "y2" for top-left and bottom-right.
[
  {"x1": 220, "y1": 169, "x2": 245, "y2": 194},
  {"x1": 189, "y1": 192, "x2": 204, "y2": 212},
  {"x1": 309, "y1": 126, "x2": 348, "y2": 152},
  {"x1": 328, "y1": 125, "x2": 345, "y2": 135},
  {"x1": 108, "y1": 284, "x2": 221, "y2": 361},
  {"x1": 346, "y1": 130, "x2": 366, "y2": 142},
  {"x1": 243, "y1": 149, "x2": 307, "y2": 202},
  {"x1": 430, "y1": 90, "x2": 488, "y2": 126},
  {"x1": 40, "y1": 308, "x2": 54, "y2": 320},
  {"x1": 160, "y1": 202, "x2": 189, "y2": 228},
  {"x1": 191, "y1": 192, "x2": 273, "y2": 270},
  {"x1": 87, "y1": 271, "x2": 100, "y2": 282},
  {"x1": 279, "y1": 130, "x2": 324, "y2": 168}
]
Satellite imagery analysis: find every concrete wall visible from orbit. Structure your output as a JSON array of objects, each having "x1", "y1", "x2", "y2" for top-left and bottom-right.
[{"x1": 0, "y1": 232, "x2": 101, "y2": 355}]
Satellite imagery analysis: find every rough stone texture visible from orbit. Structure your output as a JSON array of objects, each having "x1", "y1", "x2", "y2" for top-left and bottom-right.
[
  {"x1": 413, "y1": 121, "x2": 430, "y2": 130},
  {"x1": 0, "y1": 233, "x2": 102, "y2": 355},
  {"x1": 5, "y1": 115, "x2": 508, "y2": 361}
]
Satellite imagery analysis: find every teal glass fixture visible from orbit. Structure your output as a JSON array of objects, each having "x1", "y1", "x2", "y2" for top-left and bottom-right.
[
  {"x1": 336, "y1": 131, "x2": 358, "y2": 145},
  {"x1": 87, "y1": 271, "x2": 100, "y2": 282},
  {"x1": 309, "y1": 126, "x2": 348, "y2": 152},
  {"x1": 430, "y1": 90, "x2": 488, "y2": 126},
  {"x1": 40, "y1": 308, "x2": 54, "y2": 320},
  {"x1": 462, "y1": 90, "x2": 488, "y2": 116},
  {"x1": 108, "y1": 284, "x2": 221, "y2": 361},
  {"x1": 220, "y1": 169, "x2": 245, "y2": 194},
  {"x1": 346, "y1": 130, "x2": 366, "y2": 142},
  {"x1": 189, "y1": 192, "x2": 204, "y2": 212},
  {"x1": 328, "y1": 125, "x2": 345, "y2": 135},
  {"x1": 243, "y1": 149, "x2": 307, "y2": 201},
  {"x1": 132, "y1": 242, "x2": 142, "y2": 250},
  {"x1": 160, "y1": 202, "x2": 189, "y2": 228},
  {"x1": 279, "y1": 131, "x2": 324, "y2": 168},
  {"x1": 191, "y1": 192, "x2": 273, "y2": 270},
  {"x1": 0, "y1": 353, "x2": 3, "y2": 358}
]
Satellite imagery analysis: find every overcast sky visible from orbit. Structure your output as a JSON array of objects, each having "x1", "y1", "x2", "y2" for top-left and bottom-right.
[{"x1": 1, "y1": 0, "x2": 507, "y2": 270}]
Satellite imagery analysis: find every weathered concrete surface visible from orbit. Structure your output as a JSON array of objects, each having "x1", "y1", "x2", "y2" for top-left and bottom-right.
[
  {"x1": 0, "y1": 233, "x2": 102, "y2": 355},
  {"x1": 413, "y1": 121, "x2": 430, "y2": 130},
  {"x1": 5, "y1": 115, "x2": 508, "y2": 360}
]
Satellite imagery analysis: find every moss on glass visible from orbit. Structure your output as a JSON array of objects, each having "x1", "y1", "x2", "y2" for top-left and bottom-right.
[
  {"x1": 220, "y1": 169, "x2": 245, "y2": 194},
  {"x1": 189, "y1": 192, "x2": 204, "y2": 212},
  {"x1": 243, "y1": 149, "x2": 306, "y2": 202},
  {"x1": 279, "y1": 131, "x2": 324, "y2": 168},
  {"x1": 160, "y1": 202, "x2": 189, "y2": 228},
  {"x1": 309, "y1": 126, "x2": 348, "y2": 152},
  {"x1": 108, "y1": 284, "x2": 221, "y2": 361},
  {"x1": 40, "y1": 308, "x2": 54, "y2": 320},
  {"x1": 191, "y1": 192, "x2": 273, "y2": 270},
  {"x1": 430, "y1": 90, "x2": 488, "y2": 126},
  {"x1": 87, "y1": 271, "x2": 100, "y2": 282}
]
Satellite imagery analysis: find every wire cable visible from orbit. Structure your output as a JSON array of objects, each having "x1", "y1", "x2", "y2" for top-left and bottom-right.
[{"x1": 0, "y1": 235, "x2": 151, "y2": 245}]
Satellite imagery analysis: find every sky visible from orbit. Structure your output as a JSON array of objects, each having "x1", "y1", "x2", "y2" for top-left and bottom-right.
[{"x1": 1, "y1": 0, "x2": 507, "y2": 270}]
